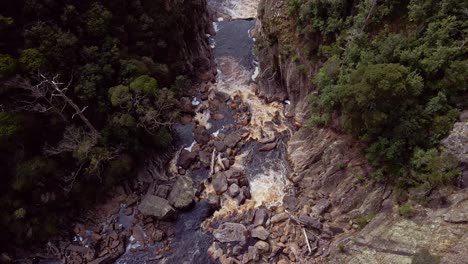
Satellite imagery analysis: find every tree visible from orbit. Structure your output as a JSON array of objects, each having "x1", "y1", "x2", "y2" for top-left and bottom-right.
[
  {"x1": 0, "y1": 53, "x2": 17, "y2": 78},
  {"x1": 19, "y1": 49, "x2": 48, "y2": 72}
]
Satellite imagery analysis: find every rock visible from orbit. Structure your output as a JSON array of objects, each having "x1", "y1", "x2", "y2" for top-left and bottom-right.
[
  {"x1": 109, "y1": 231, "x2": 118, "y2": 240},
  {"x1": 177, "y1": 150, "x2": 197, "y2": 169},
  {"x1": 312, "y1": 199, "x2": 331, "y2": 216},
  {"x1": 259, "y1": 142, "x2": 277, "y2": 152},
  {"x1": 155, "y1": 185, "x2": 171, "y2": 199},
  {"x1": 229, "y1": 183, "x2": 240, "y2": 197},
  {"x1": 208, "y1": 242, "x2": 224, "y2": 260},
  {"x1": 215, "y1": 91, "x2": 230, "y2": 102},
  {"x1": 199, "y1": 150, "x2": 211, "y2": 167},
  {"x1": 180, "y1": 97, "x2": 193, "y2": 113},
  {"x1": 443, "y1": 199, "x2": 468, "y2": 223},
  {"x1": 238, "y1": 177, "x2": 249, "y2": 187},
  {"x1": 224, "y1": 130, "x2": 243, "y2": 148},
  {"x1": 442, "y1": 122, "x2": 468, "y2": 163},
  {"x1": 225, "y1": 169, "x2": 243, "y2": 179},
  {"x1": 168, "y1": 176, "x2": 195, "y2": 209},
  {"x1": 298, "y1": 215, "x2": 322, "y2": 230},
  {"x1": 236, "y1": 192, "x2": 246, "y2": 205},
  {"x1": 194, "y1": 125, "x2": 211, "y2": 145},
  {"x1": 258, "y1": 136, "x2": 276, "y2": 144},
  {"x1": 254, "y1": 241, "x2": 270, "y2": 253},
  {"x1": 253, "y1": 208, "x2": 269, "y2": 226},
  {"x1": 251, "y1": 226, "x2": 270, "y2": 240},
  {"x1": 213, "y1": 223, "x2": 248, "y2": 243},
  {"x1": 213, "y1": 113, "x2": 225, "y2": 120},
  {"x1": 138, "y1": 195, "x2": 175, "y2": 220},
  {"x1": 271, "y1": 212, "x2": 289, "y2": 224},
  {"x1": 212, "y1": 172, "x2": 228, "y2": 194},
  {"x1": 242, "y1": 186, "x2": 251, "y2": 199},
  {"x1": 214, "y1": 141, "x2": 227, "y2": 152},
  {"x1": 246, "y1": 246, "x2": 259, "y2": 262},
  {"x1": 207, "y1": 193, "x2": 221, "y2": 208}
]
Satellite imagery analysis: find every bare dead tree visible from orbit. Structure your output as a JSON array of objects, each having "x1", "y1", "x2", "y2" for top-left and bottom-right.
[
  {"x1": 8, "y1": 74, "x2": 99, "y2": 138},
  {"x1": 44, "y1": 126, "x2": 89, "y2": 156},
  {"x1": 138, "y1": 98, "x2": 176, "y2": 133}
]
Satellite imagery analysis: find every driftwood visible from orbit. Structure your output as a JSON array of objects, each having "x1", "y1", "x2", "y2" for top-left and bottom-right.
[
  {"x1": 302, "y1": 227, "x2": 312, "y2": 254},
  {"x1": 210, "y1": 149, "x2": 216, "y2": 176}
]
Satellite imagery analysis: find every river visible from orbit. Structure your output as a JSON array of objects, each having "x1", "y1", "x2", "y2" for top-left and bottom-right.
[{"x1": 117, "y1": 1, "x2": 292, "y2": 263}]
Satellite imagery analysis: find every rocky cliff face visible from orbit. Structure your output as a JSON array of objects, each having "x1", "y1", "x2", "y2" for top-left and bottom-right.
[
  {"x1": 171, "y1": 0, "x2": 217, "y2": 82},
  {"x1": 256, "y1": 0, "x2": 468, "y2": 263},
  {"x1": 254, "y1": 0, "x2": 319, "y2": 120}
]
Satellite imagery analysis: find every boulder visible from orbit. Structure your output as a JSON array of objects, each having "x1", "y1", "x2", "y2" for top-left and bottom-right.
[
  {"x1": 177, "y1": 150, "x2": 197, "y2": 169},
  {"x1": 215, "y1": 91, "x2": 230, "y2": 102},
  {"x1": 312, "y1": 199, "x2": 331, "y2": 216},
  {"x1": 214, "y1": 141, "x2": 227, "y2": 152},
  {"x1": 212, "y1": 172, "x2": 228, "y2": 194},
  {"x1": 236, "y1": 192, "x2": 246, "y2": 205},
  {"x1": 224, "y1": 130, "x2": 243, "y2": 148},
  {"x1": 229, "y1": 183, "x2": 240, "y2": 197},
  {"x1": 194, "y1": 125, "x2": 211, "y2": 145},
  {"x1": 443, "y1": 199, "x2": 468, "y2": 223},
  {"x1": 138, "y1": 195, "x2": 175, "y2": 220},
  {"x1": 251, "y1": 226, "x2": 270, "y2": 240},
  {"x1": 212, "y1": 113, "x2": 225, "y2": 120},
  {"x1": 253, "y1": 208, "x2": 269, "y2": 226},
  {"x1": 254, "y1": 241, "x2": 270, "y2": 253},
  {"x1": 155, "y1": 185, "x2": 171, "y2": 198},
  {"x1": 199, "y1": 150, "x2": 211, "y2": 167},
  {"x1": 271, "y1": 212, "x2": 289, "y2": 224},
  {"x1": 168, "y1": 176, "x2": 195, "y2": 209},
  {"x1": 298, "y1": 215, "x2": 322, "y2": 230},
  {"x1": 213, "y1": 223, "x2": 248, "y2": 243},
  {"x1": 259, "y1": 142, "x2": 277, "y2": 152}
]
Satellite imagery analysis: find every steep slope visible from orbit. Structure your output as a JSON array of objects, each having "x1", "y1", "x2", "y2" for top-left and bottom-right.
[{"x1": 255, "y1": 0, "x2": 468, "y2": 263}]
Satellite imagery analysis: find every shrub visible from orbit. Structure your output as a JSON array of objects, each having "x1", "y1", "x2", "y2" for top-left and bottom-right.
[{"x1": 399, "y1": 203, "x2": 414, "y2": 218}]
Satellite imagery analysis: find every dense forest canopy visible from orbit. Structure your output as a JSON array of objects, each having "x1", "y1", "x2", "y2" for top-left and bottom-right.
[
  {"x1": 287, "y1": 0, "x2": 467, "y2": 190},
  {"x1": 0, "y1": 0, "x2": 205, "y2": 248}
]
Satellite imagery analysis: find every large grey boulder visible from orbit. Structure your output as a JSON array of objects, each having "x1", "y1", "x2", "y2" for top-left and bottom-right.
[
  {"x1": 168, "y1": 176, "x2": 195, "y2": 210},
  {"x1": 213, "y1": 223, "x2": 248, "y2": 243},
  {"x1": 138, "y1": 195, "x2": 175, "y2": 220}
]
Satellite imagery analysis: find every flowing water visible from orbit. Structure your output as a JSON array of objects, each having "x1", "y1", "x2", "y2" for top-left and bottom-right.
[{"x1": 117, "y1": 1, "x2": 292, "y2": 263}]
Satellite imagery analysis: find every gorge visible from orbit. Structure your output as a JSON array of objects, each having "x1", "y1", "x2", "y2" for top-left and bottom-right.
[{"x1": 0, "y1": 0, "x2": 467, "y2": 264}]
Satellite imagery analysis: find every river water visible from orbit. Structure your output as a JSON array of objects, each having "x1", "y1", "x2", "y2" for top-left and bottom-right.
[{"x1": 118, "y1": 1, "x2": 292, "y2": 263}]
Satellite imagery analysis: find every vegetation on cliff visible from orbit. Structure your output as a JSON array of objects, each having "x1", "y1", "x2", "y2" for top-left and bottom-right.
[
  {"x1": 287, "y1": 0, "x2": 466, "y2": 189},
  {"x1": 0, "y1": 0, "x2": 206, "y2": 248}
]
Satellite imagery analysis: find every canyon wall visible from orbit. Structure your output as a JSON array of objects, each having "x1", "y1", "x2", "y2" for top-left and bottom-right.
[{"x1": 256, "y1": 0, "x2": 468, "y2": 263}]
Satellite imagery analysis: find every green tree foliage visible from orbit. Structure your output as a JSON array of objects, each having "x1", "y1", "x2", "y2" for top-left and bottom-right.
[
  {"x1": 85, "y1": 3, "x2": 113, "y2": 36},
  {"x1": 0, "y1": 53, "x2": 17, "y2": 78},
  {"x1": 19, "y1": 49, "x2": 48, "y2": 72},
  {"x1": 129, "y1": 75, "x2": 158, "y2": 95},
  {"x1": 294, "y1": 0, "x2": 467, "y2": 185}
]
